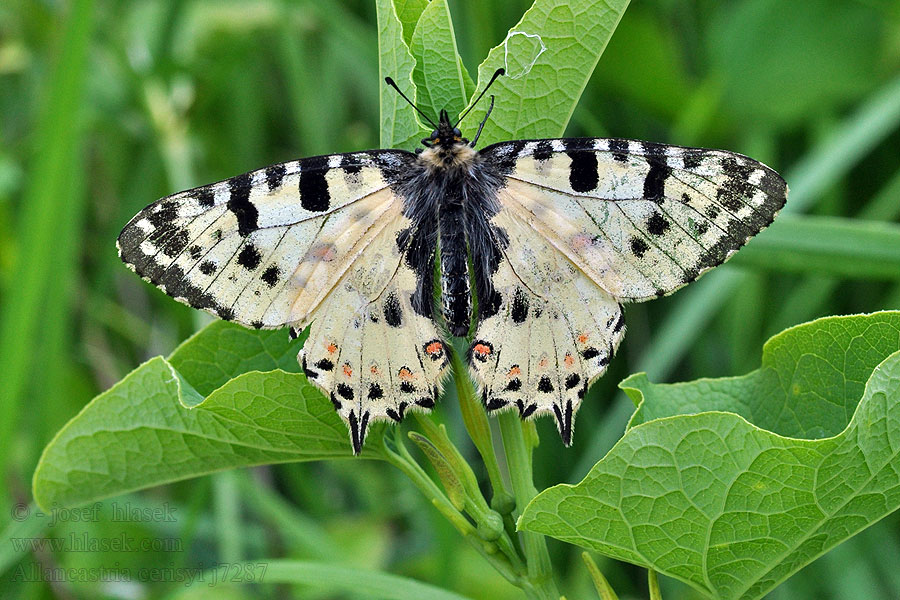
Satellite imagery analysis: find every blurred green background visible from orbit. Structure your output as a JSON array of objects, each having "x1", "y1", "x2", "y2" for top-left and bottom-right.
[{"x1": 2, "y1": 0, "x2": 900, "y2": 598}]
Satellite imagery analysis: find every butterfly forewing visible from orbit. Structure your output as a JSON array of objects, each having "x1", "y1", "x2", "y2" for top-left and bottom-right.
[{"x1": 481, "y1": 138, "x2": 787, "y2": 301}]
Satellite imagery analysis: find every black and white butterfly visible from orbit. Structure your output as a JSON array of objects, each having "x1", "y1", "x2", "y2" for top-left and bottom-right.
[{"x1": 118, "y1": 69, "x2": 787, "y2": 453}]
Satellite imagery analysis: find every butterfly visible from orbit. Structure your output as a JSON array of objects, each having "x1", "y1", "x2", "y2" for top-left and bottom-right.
[{"x1": 117, "y1": 69, "x2": 787, "y2": 454}]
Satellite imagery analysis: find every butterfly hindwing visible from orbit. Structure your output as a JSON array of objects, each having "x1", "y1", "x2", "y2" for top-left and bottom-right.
[
  {"x1": 299, "y1": 202, "x2": 449, "y2": 452},
  {"x1": 468, "y1": 204, "x2": 626, "y2": 444}
]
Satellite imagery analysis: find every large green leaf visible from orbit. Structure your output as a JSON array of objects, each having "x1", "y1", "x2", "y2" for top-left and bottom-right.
[
  {"x1": 377, "y1": 0, "x2": 426, "y2": 149},
  {"x1": 410, "y1": 0, "x2": 470, "y2": 122},
  {"x1": 520, "y1": 312, "x2": 900, "y2": 600},
  {"x1": 469, "y1": 0, "x2": 631, "y2": 145},
  {"x1": 33, "y1": 357, "x2": 381, "y2": 510},
  {"x1": 168, "y1": 320, "x2": 303, "y2": 396}
]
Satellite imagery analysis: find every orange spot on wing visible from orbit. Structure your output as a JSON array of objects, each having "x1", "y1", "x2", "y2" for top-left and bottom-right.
[
  {"x1": 508, "y1": 365, "x2": 521, "y2": 377},
  {"x1": 370, "y1": 365, "x2": 379, "y2": 375},
  {"x1": 473, "y1": 343, "x2": 492, "y2": 356},
  {"x1": 577, "y1": 333, "x2": 589, "y2": 344},
  {"x1": 539, "y1": 357, "x2": 549, "y2": 368},
  {"x1": 564, "y1": 353, "x2": 575, "y2": 367},
  {"x1": 398, "y1": 367, "x2": 415, "y2": 380},
  {"x1": 426, "y1": 341, "x2": 443, "y2": 356},
  {"x1": 326, "y1": 342, "x2": 338, "y2": 354},
  {"x1": 343, "y1": 363, "x2": 353, "y2": 377}
]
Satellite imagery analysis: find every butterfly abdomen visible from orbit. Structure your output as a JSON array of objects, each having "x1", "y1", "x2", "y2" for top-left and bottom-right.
[{"x1": 438, "y1": 183, "x2": 471, "y2": 336}]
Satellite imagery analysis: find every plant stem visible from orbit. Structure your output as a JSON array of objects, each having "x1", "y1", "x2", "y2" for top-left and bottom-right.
[
  {"x1": 582, "y1": 552, "x2": 619, "y2": 600},
  {"x1": 648, "y1": 570, "x2": 662, "y2": 600},
  {"x1": 449, "y1": 341, "x2": 512, "y2": 506},
  {"x1": 498, "y1": 411, "x2": 560, "y2": 600},
  {"x1": 380, "y1": 433, "x2": 523, "y2": 586}
]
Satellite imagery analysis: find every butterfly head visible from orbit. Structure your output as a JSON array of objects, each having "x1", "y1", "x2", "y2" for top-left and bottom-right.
[
  {"x1": 384, "y1": 68, "x2": 505, "y2": 150},
  {"x1": 422, "y1": 110, "x2": 467, "y2": 149}
]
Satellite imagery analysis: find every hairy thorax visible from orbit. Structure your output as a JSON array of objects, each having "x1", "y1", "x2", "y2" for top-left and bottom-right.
[{"x1": 418, "y1": 143, "x2": 479, "y2": 173}]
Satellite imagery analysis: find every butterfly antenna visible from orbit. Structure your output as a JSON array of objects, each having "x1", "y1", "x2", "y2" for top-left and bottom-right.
[
  {"x1": 454, "y1": 67, "x2": 505, "y2": 128},
  {"x1": 470, "y1": 95, "x2": 494, "y2": 147},
  {"x1": 384, "y1": 77, "x2": 438, "y2": 129}
]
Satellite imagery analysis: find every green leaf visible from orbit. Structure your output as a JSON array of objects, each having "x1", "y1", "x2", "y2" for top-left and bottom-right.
[
  {"x1": 520, "y1": 312, "x2": 900, "y2": 600},
  {"x1": 469, "y1": 0, "x2": 631, "y2": 145},
  {"x1": 410, "y1": 0, "x2": 469, "y2": 122},
  {"x1": 377, "y1": 0, "x2": 426, "y2": 149},
  {"x1": 168, "y1": 320, "x2": 303, "y2": 396},
  {"x1": 33, "y1": 357, "x2": 381, "y2": 510},
  {"x1": 393, "y1": 0, "x2": 429, "y2": 46},
  {"x1": 205, "y1": 559, "x2": 473, "y2": 600}
]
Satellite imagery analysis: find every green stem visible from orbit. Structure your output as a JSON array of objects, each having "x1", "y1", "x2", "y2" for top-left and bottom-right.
[
  {"x1": 412, "y1": 415, "x2": 524, "y2": 571},
  {"x1": 449, "y1": 341, "x2": 513, "y2": 509},
  {"x1": 498, "y1": 411, "x2": 560, "y2": 600},
  {"x1": 381, "y1": 433, "x2": 522, "y2": 586},
  {"x1": 582, "y1": 553, "x2": 619, "y2": 600},
  {"x1": 648, "y1": 570, "x2": 662, "y2": 600}
]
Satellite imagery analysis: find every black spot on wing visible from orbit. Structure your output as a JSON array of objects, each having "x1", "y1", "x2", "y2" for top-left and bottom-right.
[
  {"x1": 349, "y1": 410, "x2": 370, "y2": 455},
  {"x1": 608, "y1": 139, "x2": 629, "y2": 162},
  {"x1": 505, "y1": 378, "x2": 522, "y2": 392},
  {"x1": 368, "y1": 383, "x2": 384, "y2": 400},
  {"x1": 301, "y1": 355, "x2": 318, "y2": 380},
  {"x1": 337, "y1": 383, "x2": 354, "y2": 400},
  {"x1": 237, "y1": 243, "x2": 262, "y2": 270},
  {"x1": 384, "y1": 291, "x2": 403, "y2": 327},
  {"x1": 682, "y1": 151, "x2": 703, "y2": 169},
  {"x1": 315, "y1": 358, "x2": 334, "y2": 371},
  {"x1": 227, "y1": 174, "x2": 258, "y2": 236},
  {"x1": 199, "y1": 261, "x2": 216, "y2": 275},
  {"x1": 716, "y1": 157, "x2": 755, "y2": 212},
  {"x1": 339, "y1": 153, "x2": 363, "y2": 175},
  {"x1": 581, "y1": 347, "x2": 600, "y2": 359},
  {"x1": 189, "y1": 245, "x2": 203, "y2": 260},
  {"x1": 613, "y1": 312, "x2": 625, "y2": 333},
  {"x1": 518, "y1": 401, "x2": 538, "y2": 418},
  {"x1": 643, "y1": 156, "x2": 670, "y2": 202},
  {"x1": 160, "y1": 228, "x2": 189, "y2": 257},
  {"x1": 533, "y1": 140, "x2": 554, "y2": 162},
  {"x1": 196, "y1": 187, "x2": 215, "y2": 207},
  {"x1": 565, "y1": 373, "x2": 581, "y2": 390},
  {"x1": 400, "y1": 381, "x2": 415, "y2": 394},
  {"x1": 511, "y1": 288, "x2": 529, "y2": 323},
  {"x1": 538, "y1": 376, "x2": 554, "y2": 393},
  {"x1": 486, "y1": 397, "x2": 508, "y2": 411},
  {"x1": 261, "y1": 265, "x2": 280, "y2": 287},
  {"x1": 566, "y1": 150, "x2": 599, "y2": 192},
  {"x1": 265, "y1": 164, "x2": 286, "y2": 191},
  {"x1": 148, "y1": 201, "x2": 178, "y2": 227},
  {"x1": 490, "y1": 140, "x2": 526, "y2": 174},
  {"x1": 299, "y1": 155, "x2": 330, "y2": 212},
  {"x1": 630, "y1": 237, "x2": 649, "y2": 258},
  {"x1": 646, "y1": 212, "x2": 670, "y2": 236}
]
